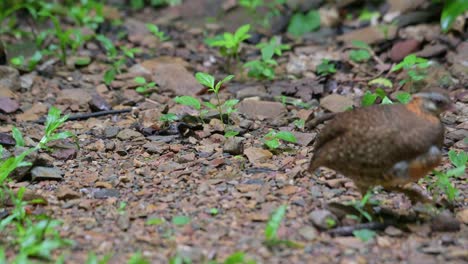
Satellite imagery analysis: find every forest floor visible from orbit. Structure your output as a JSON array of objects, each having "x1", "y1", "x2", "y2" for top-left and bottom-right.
[{"x1": 0, "y1": 0, "x2": 467, "y2": 263}]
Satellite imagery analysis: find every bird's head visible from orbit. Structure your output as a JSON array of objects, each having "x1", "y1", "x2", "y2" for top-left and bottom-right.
[{"x1": 412, "y1": 90, "x2": 453, "y2": 116}]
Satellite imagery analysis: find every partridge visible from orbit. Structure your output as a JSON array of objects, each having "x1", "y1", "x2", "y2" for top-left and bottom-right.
[{"x1": 308, "y1": 90, "x2": 453, "y2": 203}]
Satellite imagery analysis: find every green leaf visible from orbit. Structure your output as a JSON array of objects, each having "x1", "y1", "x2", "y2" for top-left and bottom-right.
[
  {"x1": 172, "y1": 215, "x2": 191, "y2": 226},
  {"x1": 195, "y1": 72, "x2": 215, "y2": 89},
  {"x1": 353, "y1": 229, "x2": 376, "y2": 242},
  {"x1": 275, "y1": 131, "x2": 297, "y2": 143},
  {"x1": 395, "y1": 92, "x2": 412, "y2": 104},
  {"x1": 349, "y1": 49, "x2": 371, "y2": 62},
  {"x1": 74, "y1": 57, "x2": 91, "y2": 66},
  {"x1": 224, "y1": 130, "x2": 239, "y2": 138},
  {"x1": 287, "y1": 10, "x2": 320, "y2": 37},
  {"x1": 174, "y1": 96, "x2": 201, "y2": 110},
  {"x1": 234, "y1": 24, "x2": 251, "y2": 41},
  {"x1": 381, "y1": 96, "x2": 393, "y2": 105},
  {"x1": 215, "y1": 75, "x2": 235, "y2": 91},
  {"x1": 368, "y1": 77, "x2": 392, "y2": 88},
  {"x1": 224, "y1": 252, "x2": 248, "y2": 264},
  {"x1": 446, "y1": 166, "x2": 466, "y2": 177},
  {"x1": 160, "y1": 113, "x2": 179, "y2": 122},
  {"x1": 441, "y1": 0, "x2": 468, "y2": 33},
  {"x1": 265, "y1": 138, "x2": 280, "y2": 149},
  {"x1": 127, "y1": 252, "x2": 150, "y2": 264},
  {"x1": 134, "y1": 76, "x2": 146, "y2": 84},
  {"x1": 448, "y1": 149, "x2": 468, "y2": 168},
  {"x1": 12, "y1": 127, "x2": 25, "y2": 147},
  {"x1": 361, "y1": 91, "x2": 378, "y2": 107},
  {"x1": 351, "y1": 40, "x2": 371, "y2": 50},
  {"x1": 223, "y1": 99, "x2": 239, "y2": 108},
  {"x1": 204, "y1": 102, "x2": 217, "y2": 110},
  {"x1": 146, "y1": 217, "x2": 165, "y2": 225},
  {"x1": 103, "y1": 69, "x2": 116, "y2": 85},
  {"x1": 265, "y1": 205, "x2": 287, "y2": 241},
  {"x1": 293, "y1": 119, "x2": 305, "y2": 129}
]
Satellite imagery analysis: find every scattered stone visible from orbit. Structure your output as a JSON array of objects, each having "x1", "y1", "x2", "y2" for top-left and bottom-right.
[
  {"x1": 309, "y1": 209, "x2": 338, "y2": 229},
  {"x1": 56, "y1": 186, "x2": 81, "y2": 200},
  {"x1": 320, "y1": 94, "x2": 354, "y2": 113},
  {"x1": 415, "y1": 44, "x2": 447, "y2": 58},
  {"x1": 117, "y1": 129, "x2": 144, "y2": 141},
  {"x1": 16, "y1": 102, "x2": 48, "y2": 122},
  {"x1": 117, "y1": 214, "x2": 130, "y2": 231},
  {"x1": 57, "y1": 88, "x2": 93, "y2": 106},
  {"x1": 299, "y1": 226, "x2": 318, "y2": 240},
  {"x1": 0, "y1": 97, "x2": 19, "y2": 113},
  {"x1": 30, "y1": 166, "x2": 64, "y2": 181},
  {"x1": 244, "y1": 147, "x2": 273, "y2": 165},
  {"x1": 139, "y1": 108, "x2": 164, "y2": 127},
  {"x1": 141, "y1": 57, "x2": 204, "y2": 96},
  {"x1": 337, "y1": 25, "x2": 397, "y2": 45},
  {"x1": 0, "y1": 66, "x2": 21, "y2": 91},
  {"x1": 384, "y1": 226, "x2": 404, "y2": 237},
  {"x1": 0, "y1": 132, "x2": 15, "y2": 146},
  {"x1": 237, "y1": 99, "x2": 287, "y2": 120},
  {"x1": 89, "y1": 93, "x2": 111, "y2": 111},
  {"x1": 446, "y1": 129, "x2": 468, "y2": 141},
  {"x1": 431, "y1": 211, "x2": 461, "y2": 232},
  {"x1": 290, "y1": 131, "x2": 316, "y2": 146},
  {"x1": 223, "y1": 137, "x2": 244, "y2": 155},
  {"x1": 93, "y1": 188, "x2": 120, "y2": 199},
  {"x1": 104, "y1": 126, "x2": 120, "y2": 138},
  {"x1": 455, "y1": 208, "x2": 468, "y2": 224},
  {"x1": 51, "y1": 148, "x2": 77, "y2": 160},
  {"x1": 390, "y1": 39, "x2": 420, "y2": 62}
]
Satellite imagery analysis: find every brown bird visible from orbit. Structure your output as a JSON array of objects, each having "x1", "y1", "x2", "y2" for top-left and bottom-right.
[{"x1": 308, "y1": 90, "x2": 453, "y2": 203}]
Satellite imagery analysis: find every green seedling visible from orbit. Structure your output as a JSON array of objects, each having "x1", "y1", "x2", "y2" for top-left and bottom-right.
[
  {"x1": 361, "y1": 87, "x2": 411, "y2": 107},
  {"x1": 205, "y1": 24, "x2": 251, "y2": 69},
  {"x1": 159, "y1": 113, "x2": 179, "y2": 124},
  {"x1": 173, "y1": 95, "x2": 206, "y2": 123},
  {"x1": 263, "y1": 130, "x2": 297, "y2": 150},
  {"x1": 344, "y1": 191, "x2": 378, "y2": 222},
  {"x1": 134, "y1": 76, "x2": 157, "y2": 94},
  {"x1": 263, "y1": 205, "x2": 302, "y2": 248},
  {"x1": 146, "y1": 217, "x2": 165, "y2": 226},
  {"x1": 256, "y1": 36, "x2": 290, "y2": 58},
  {"x1": 316, "y1": 59, "x2": 336, "y2": 76},
  {"x1": 293, "y1": 119, "x2": 305, "y2": 129},
  {"x1": 127, "y1": 251, "x2": 150, "y2": 264},
  {"x1": 239, "y1": 0, "x2": 264, "y2": 12},
  {"x1": 428, "y1": 150, "x2": 467, "y2": 202},
  {"x1": 117, "y1": 202, "x2": 127, "y2": 214},
  {"x1": 85, "y1": 252, "x2": 112, "y2": 264},
  {"x1": 358, "y1": 9, "x2": 380, "y2": 22},
  {"x1": 172, "y1": 215, "x2": 191, "y2": 226},
  {"x1": 353, "y1": 229, "x2": 376, "y2": 242},
  {"x1": 287, "y1": 10, "x2": 320, "y2": 37},
  {"x1": 244, "y1": 37, "x2": 289, "y2": 80},
  {"x1": 195, "y1": 72, "x2": 237, "y2": 128},
  {"x1": 146, "y1": 24, "x2": 170, "y2": 41},
  {"x1": 440, "y1": 0, "x2": 468, "y2": 33},
  {"x1": 391, "y1": 54, "x2": 432, "y2": 88},
  {"x1": 349, "y1": 40, "x2": 371, "y2": 63}
]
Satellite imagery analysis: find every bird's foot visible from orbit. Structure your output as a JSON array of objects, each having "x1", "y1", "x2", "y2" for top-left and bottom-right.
[{"x1": 389, "y1": 184, "x2": 434, "y2": 205}]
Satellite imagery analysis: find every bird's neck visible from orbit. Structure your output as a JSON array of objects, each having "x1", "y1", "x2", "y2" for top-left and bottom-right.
[{"x1": 406, "y1": 99, "x2": 440, "y2": 124}]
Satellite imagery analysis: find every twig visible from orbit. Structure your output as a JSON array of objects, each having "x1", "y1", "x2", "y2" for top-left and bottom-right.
[
  {"x1": 33, "y1": 108, "x2": 132, "y2": 124},
  {"x1": 305, "y1": 113, "x2": 336, "y2": 130}
]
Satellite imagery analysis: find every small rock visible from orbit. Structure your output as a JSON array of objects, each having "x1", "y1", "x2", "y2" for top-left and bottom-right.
[
  {"x1": 30, "y1": 166, "x2": 64, "y2": 181},
  {"x1": 0, "y1": 97, "x2": 19, "y2": 113},
  {"x1": 384, "y1": 226, "x2": 403, "y2": 237},
  {"x1": 446, "y1": 129, "x2": 468, "y2": 141},
  {"x1": 116, "y1": 129, "x2": 143, "y2": 141},
  {"x1": 431, "y1": 211, "x2": 460, "y2": 232},
  {"x1": 51, "y1": 148, "x2": 77, "y2": 160},
  {"x1": 89, "y1": 93, "x2": 111, "y2": 111},
  {"x1": 139, "y1": 108, "x2": 164, "y2": 127},
  {"x1": 320, "y1": 94, "x2": 354, "y2": 113},
  {"x1": 223, "y1": 137, "x2": 244, "y2": 155},
  {"x1": 117, "y1": 214, "x2": 130, "y2": 231},
  {"x1": 299, "y1": 226, "x2": 318, "y2": 240},
  {"x1": 390, "y1": 39, "x2": 420, "y2": 62},
  {"x1": 0, "y1": 132, "x2": 15, "y2": 146},
  {"x1": 0, "y1": 66, "x2": 21, "y2": 91},
  {"x1": 337, "y1": 25, "x2": 397, "y2": 45},
  {"x1": 104, "y1": 126, "x2": 120, "y2": 138},
  {"x1": 237, "y1": 99, "x2": 287, "y2": 120},
  {"x1": 290, "y1": 131, "x2": 316, "y2": 146},
  {"x1": 57, "y1": 88, "x2": 93, "y2": 106},
  {"x1": 309, "y1": 209, "x2": 338, "y2": 229},
  {"x1": 455, "y1": 208, "x2": 468, "y2": 224},
  {"x1": 56, "y1": 186, "x2": 81, "y2": 200},
  {"x1": 244, "y1": 147, "x2": 273, "y2": 164},
  {"x1": 93, "y1": 188, "x2": 120, "y2": 199},
  {"x1": 415, "y1": 44, "x2": 447, "y2": 58}
]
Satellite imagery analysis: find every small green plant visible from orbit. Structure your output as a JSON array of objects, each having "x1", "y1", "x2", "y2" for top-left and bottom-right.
[
  {"x1": 343, "y1": 191, "x2": 377, "y2": 222},
  {"x1": 361, "y1": 87, "x2": 411, "y2": 107},
  {"x1": 263, "y1": 130, "x2": 297, "y2": 150},
  {"x1": 353, "y1": 228, "x2": 376, "y2": 242},
  {"x1": 195, "y1": 72, "x2": 237, "y2": 129},
  {"x1": 172, "y1": 215, "x2": 191, "y2": 226},
  {"x1": 146, "y1": 217, "x2": 165, "y2": 226},
  {"x1": 391, "y1": 54, "x2": 432, "y2": 88},
  {"x1": 348, "y1": 40, "x2": 371, "y2": 63},
  {"x1": 117, "y1": 202, "x2": 127, "y2": 214},
  {"x1": 205, "y1": 24, "x2": 251, "y2": 69},
  {"x1": 358, "y1": 9, "x2": 380, "y2": 22},
  {"x1": 127, "y1": 251, "x2": 150, "y2": 264},
  {"x1": 173, "y1": 95, "x2": 206, "y2": 122},
  {"x1": 85, "y1": 252, "x2": 112, "y2": 264},
  {"x1": 146, "y1": 24, "x2": 170, "y2": 41},
  {"x1": 256, "y1": 36, "x2": 290, "y2": 58},
  {"x1": 159, "y1": 113, "x2": 179, "y2": 124},
  {"x1": 263, "y1": 205, "x2": 302, "y2": 248},
  {"x1": 293, "y1": 119, "x2": 305, "y2": 129},
  {"x1": 428, "y1": 150, "x2": 467, "y2": 202},
  {"x1": 440, "y1": 0, "x2": 468, "y2": 33},
  {"x1": 134, "y1": 77, "x2": 157, "y2": 94},
  {"x1": 244, "y1": 37, "x2": 289, "y2": 80},
  {"x1": 287, "y1": 10, "x2": 320, "y2": 37},
  {"x1": 316, "y1": 59, "x2": 336, "y2": 76},
  {"x1": 239, "y1": 0, "x2": 264, "y2": 12}
]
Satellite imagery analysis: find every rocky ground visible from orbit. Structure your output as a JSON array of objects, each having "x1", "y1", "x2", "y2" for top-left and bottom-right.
[{"x1": 0, "y1": 0, "x2": 467, "y2": 263}]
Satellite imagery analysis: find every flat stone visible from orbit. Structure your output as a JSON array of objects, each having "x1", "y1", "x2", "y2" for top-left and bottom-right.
[
  {"x1": 0, "y1": 66, "x2": 20, "y2": 91},
  {"x1": 56, "y1": 186, "x2": 81, "y2": 200},
  {"x1": 290, "y1": 131, "x2": 316, "y2": 146},
  {"x1": 455, "y1": 208, "x2": 468, "y2": 224},
  {"x1": 309, "y1": 209, "x2": 337, "y2": 229},
  {"x1": 337, "y1": 25, "x2": 397, "y2": 45},
  {"x1": 390, "y1": 39, "x2": 420, "y2": 62},
  {"x1": 244, "y1": 147, "x2": 273, "y2": 164},
  {"x1": 237, "y1": 99, "x2": 287, "y2": 120},
  {"x1": 320, "y1": 94, "x2": 354, "y2": 113},
  {"x1": 57, "y1": 88, "x2": 93, "y2": 106},
  {"x1": 116, "y1": 128, "x2": 143, "y2": 141},
  {"x1": 223, "y1": 136, "x2": 244, "y2": 155},
  {"x1": 0, "y1": 97, "x2": 20, "y2": 113},
  {"x1": 93, "y1": 188, "x2": 120, "y2": 199},
  {"x1": 30, "y1": 166, "x2": 64, "y2": 181}
]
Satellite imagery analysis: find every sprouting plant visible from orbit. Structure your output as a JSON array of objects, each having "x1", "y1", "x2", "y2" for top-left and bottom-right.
[
  {"x1": 263, "y1": 130, "x2": 297, "y2": 150},
  {"x1": 127, "y1": 251, "x2": 150, "y2": 264},
  {"x1": 244, "y1": 37, "x2": 289, "y2": 80},
  {"x1": 293, "y1": 119, "x2": 305, "y2": 129},
  {"x1": 427, "y1": 150, "x2": 467, "y2": 202},
  {"x1": 361, "y1": 86, "x2": 411, "y2": 107},
  {"x1": 440, "y1": 0, "x2": 468, "y2": 33},
  {"x1": 205, "y1": 24, "x2": 251, "y2": 69},
  {"x1": 256, "y1": 36, "x2": 290, "y2": 57},
  {"x1": 358, "y1": 9, "x2": 380, "y2": 22},
  {"x1": 263, "y1": 205, "x2": 302, "y2": 248},
  {"x1": 0, "y1": 106, "x2": 74, "y2": 262},
  {"x1": 146, "y1": 24, "x2": 170, "y2": 41},
  {"x1": 195, "y1": 72, "x2": 237, "y2": 129},
  {"x1": 239, "y1": 0, "x2": 264, "y2": 12},
  {"x1": 316, "y1": 59, "x2": 336, "y2": 76},
  {"x1": 287, "y1": 9, "x2": 320, "y2": 37},
  {"x1": 85, "y1": 252, "x2": 112, "y2": 264},
  {"x1": 343, "y1": 191, "x2": 378, "y2": 222},
  {"x1": 353, "y1": 229, "x2": 376, "y2": 242},
  {"x1": 159, "y1": 113, "x2": 179, "y2": 124},
  {"x1": 134, "y1": 77, "x2": 157, "y2": 94},
  {"x1": 391, "y1": 54, "x2": 432, "y2": 88},
  {"x1": 173, "y1": 95, "x2": 205, "y2": 122},
  {"x1": 348, "y1": 40, "x2": 371, "y2": 63}
]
